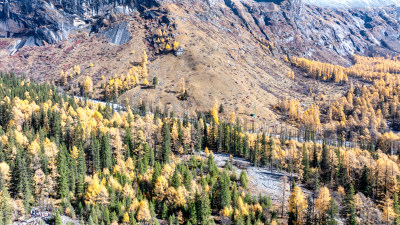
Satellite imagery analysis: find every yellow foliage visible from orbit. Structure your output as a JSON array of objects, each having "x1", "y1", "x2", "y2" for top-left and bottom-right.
[
  {"x1": 221, "y1": 206, "x2": 233, "y2": 217},
  {"x1": 211, "y1": 101, "x2": 219, "y2": 124},
  {"x1": 85, "y1": 174, "x2": 102, "y2": 205},
  {"x1": 0, "y1": 162, "x2": 10, "y2": 184},
  {"x1": 143, "y1": 78, "x2": 149, "y2": 85},
  {"x1": 315, "y1": 186, "x2": 331, "y2": 215},
  {"x1": 154, "y1": 175, "x2": 169, "y2": 201},
  {"x1": 288, "y1": 185, "x2": 307, "y2": 224},
  {"x1": 173, "y1": 41, "x2": 179, "y2": 50},
  {"x1": 73, "y1": 65, "x2": 81, "y2": 76},
  {"x1": 84, "y1": 76, "x2": 93, "y2": 94},
  {"x1": 165, "y1": 43, "x2": 172, "y2": 51},
  {"x1": 122, "y1": 212, "x2": 130, "y2": 223},
  {"x1": 136, "y1": 199, "x2": 151, "y2": 222},
  {"x1": 71, "y1": 146, "x2": 79, "y2": 160}
]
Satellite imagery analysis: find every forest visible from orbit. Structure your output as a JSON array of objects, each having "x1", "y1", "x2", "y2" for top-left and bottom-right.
[{"x1": 1, "y1": 53, "x2": 400, "y2": 225}]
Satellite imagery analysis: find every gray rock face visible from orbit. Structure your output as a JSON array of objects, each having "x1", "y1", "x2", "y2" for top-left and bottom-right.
[
  {"x1": 1, "y1": 0, "x2": 400, "y2": 62},
  {"x1": 225, "y1": 0, "x2": 400, "y2": 63},
  {"x1": 99, "y1": 21, "x2": 131, "y2": 45},
  {"x1": 0, "y1": 0, "x2": 160, "y2": 54}
]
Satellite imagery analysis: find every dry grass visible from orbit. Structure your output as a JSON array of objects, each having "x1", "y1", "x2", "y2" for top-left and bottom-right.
[{"x1": 0, "y1": 1, "x2": 348, "y2": 124}]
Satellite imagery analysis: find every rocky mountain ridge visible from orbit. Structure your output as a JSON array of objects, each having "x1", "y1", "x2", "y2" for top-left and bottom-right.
[
  {"x1": 303, "y1": 0, "x2": 400, "y2": 8},
  {"x1": 1, "y1": 0, "x2": 400, "y2": 64}
]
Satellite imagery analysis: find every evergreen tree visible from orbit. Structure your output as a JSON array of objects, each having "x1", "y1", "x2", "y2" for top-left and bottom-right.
[
  {"x1": 219, "y1": 170, "x2": 231, "y2": 209},
  {"x1": 171, "y1": 168, "x2": 181, "y2": 188},
  {"x1": 76, "y1": 145, "x2": 86, "y2": 196},
  {"x1": 312, "y1": 143, "x2": 318, "y2": 168},
  {"x1": 394, "y1": 193, "x2": 400, "y2": 225},
  {"x1": 327, "y1": 198, "x2": 338, "y2": 225},
  {"x1": 162, "y1": 122, "x2": 171, "y2": 163},
  {"x1": 101, "y1": 134, "x2": 112, "y2": 170},
  {"x1": 0, "y1": 188, "x2": 12, "y2": 225},
  {"x1": 57, "y1": 145, "x2": 70, "y2": 198},
  {"x1": 302, "y1": 143, "x2": 310, "y2": 184},
  {"x1": 188, "y1": 201, "x2": 197, "y2": 225},
  {"x1": 305, "y1": 196, "x2": 313, "y2": 225},
  {"x1": 162, "y1": 202, "x2": 168, "y2": 219},
  {"x1": 320, "y1": 142, "x2": 330, "y2": 183},
  {"x1": 240, "y1": 171, "x2": 248, "y2": 189},
  {"x1": 341, "y1": 184, "x2": 357, "y2": 225},
  {"x1": 199, "y1": 191, "x2": 212, "y2": 224},
  {"x1": 196, "y1": 124, "x2": 202, "y2": 152},
  {"x1": 55, "y1": 212, "x2": 62, "y2": 225},
  {"x1": 359, "y1": 165, "x2": 371, "y2": 196},
  {"x1": 90, "y1": 132, "x2": 101, "y2": 173}
]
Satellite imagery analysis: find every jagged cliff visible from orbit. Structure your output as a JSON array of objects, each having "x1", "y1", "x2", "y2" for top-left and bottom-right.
[{"x1": 2, "y1": 0, "x2": 400, "y2": 62}]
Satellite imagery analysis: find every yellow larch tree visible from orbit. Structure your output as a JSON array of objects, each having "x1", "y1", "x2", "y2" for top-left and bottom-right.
[
  {"x1": 85, "y1": 174, "x2": 101, "y2": 205},
  {"x1": 136, "y1": 199, "x2": 151, "y2": 222},
  {"x1": 315, "y1": 186, "x2": 331, "y2": 220},
  {"x1": 84, "y1": 76, "x2": 93, "y2": 97},
  {"x1": 211, "y1": 101, "x2": 219, "y2": 125},
  {"x1": 73, "y1": 65, "x2": 81, "y2": 76},
  {"x1": 288, "y1": 184, "x2": 307, "y2": 224}
]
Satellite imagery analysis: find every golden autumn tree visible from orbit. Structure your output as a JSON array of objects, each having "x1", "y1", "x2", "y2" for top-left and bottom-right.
[
  {"x1": 315, "y1": 186, "x2": 331, "y2": 221},
  {"x1": 288, "y1": 184, "x2": 307, "y2": 225},
  {"x1": 143, "y1": 78, "x2": 149, "y2": 86},
  {"x1": 165, "y1": 43, "x2": 172, "y2": 51},
  {"x1": 211, "y1": 101, "x2": 219, "y2": 125},
  {"x1": 85, "y1": 174, "x2": 101, "y2": 205},
  {"x1": 173, "y1": 41, "x2": 180, "y2": 50},
  {"x1": 84, "y1": 76, "x2": 93, "y2": 97},
  {"x1": 73, "y1": 65, "x2": 81, "y2": 76},
  {"x1": 136, "y1": 199, "x2": 151, "y2": 222}
]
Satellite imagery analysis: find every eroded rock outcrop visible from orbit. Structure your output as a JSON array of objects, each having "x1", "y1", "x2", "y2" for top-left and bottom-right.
[{"x1": 1, "y1": 0, "x2": 400, "y2": 62}]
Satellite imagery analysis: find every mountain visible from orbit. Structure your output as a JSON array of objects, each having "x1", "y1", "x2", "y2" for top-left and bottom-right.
[
  {"x1": 304, "y1": 0, "x2": 400, "y2": 8},
  {"x1": 1, "y1": 0, "x2": 400, "y2": 121}
]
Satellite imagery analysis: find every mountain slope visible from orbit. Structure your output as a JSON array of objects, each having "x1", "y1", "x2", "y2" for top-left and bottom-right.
[
  {"x1": 0, "y1": 0, "x2": 399, "y2": 123},
  {"x1": 303, "y1": 0, "x2": 400, "y2": 8}
]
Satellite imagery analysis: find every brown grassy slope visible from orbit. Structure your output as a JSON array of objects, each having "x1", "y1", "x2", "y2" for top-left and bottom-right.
[{"x1": 0, "y1": 1, "x2": 347, "y2": 125}]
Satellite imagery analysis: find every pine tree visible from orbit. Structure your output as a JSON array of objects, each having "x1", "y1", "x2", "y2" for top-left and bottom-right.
[
  {"x1": 162, "y1": 202, "x2": 168, "y2": 219},
  {"x1": 359, "y1": 165, "x2": 371, "y2": 196},
  {"x1": 312, "y1": 143, "x2": 318, "y2": 168},
  {"x1": 188, "y1": 201, "x2": 197, "y2": 225},
  {"x1": 320, "y1": 142, "x2": 330, "y2": 183},
  {"x1": 327, "y1": 198, "x2": 338, "y2": 225},
  {"x1": 302, "y1": 143, "x2": 310, "y2": 184},
  {"x1": 76, "y1": 145, "x2": 86, "y2": 196},
  {"x1": 305, "y1": 196, "x2": 314, "y2": 225},
  {"x1": 162, "y1": 122, "x2": 171, "y2": 163},
  {"x1": 394, "y1": 193, "x2": 400, "y2": 225},
  {"x1": 171, "y1": 168, "x2": 181, "y2": 188},
  {"x1": 199, "y1": 191, "x2": 212, "y2": 223},
  {"x1": 91, "y1": 133, "x2": 101, "y2": 173},
  {"x1": 0, "y1": 188, "x2": 12, "y2": 225},
  {"x1": 341, "y1": 184, "x2": 357, "y2": 225},
  {"x1": 55, "y1": 212, "x2": 62, "y2": 225},
  {"x1": 101, "y1": 134, "x2": 112, "y2": 170},
  {"x1": 57, "y1": 145, "x2": 70, "y2": 198},
  {"x1": 219, "y1": 170, "x2": 231, "y2": 209},
  {"x1": 240, "y1": 171, "x2": 248, "y2": 189}
]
